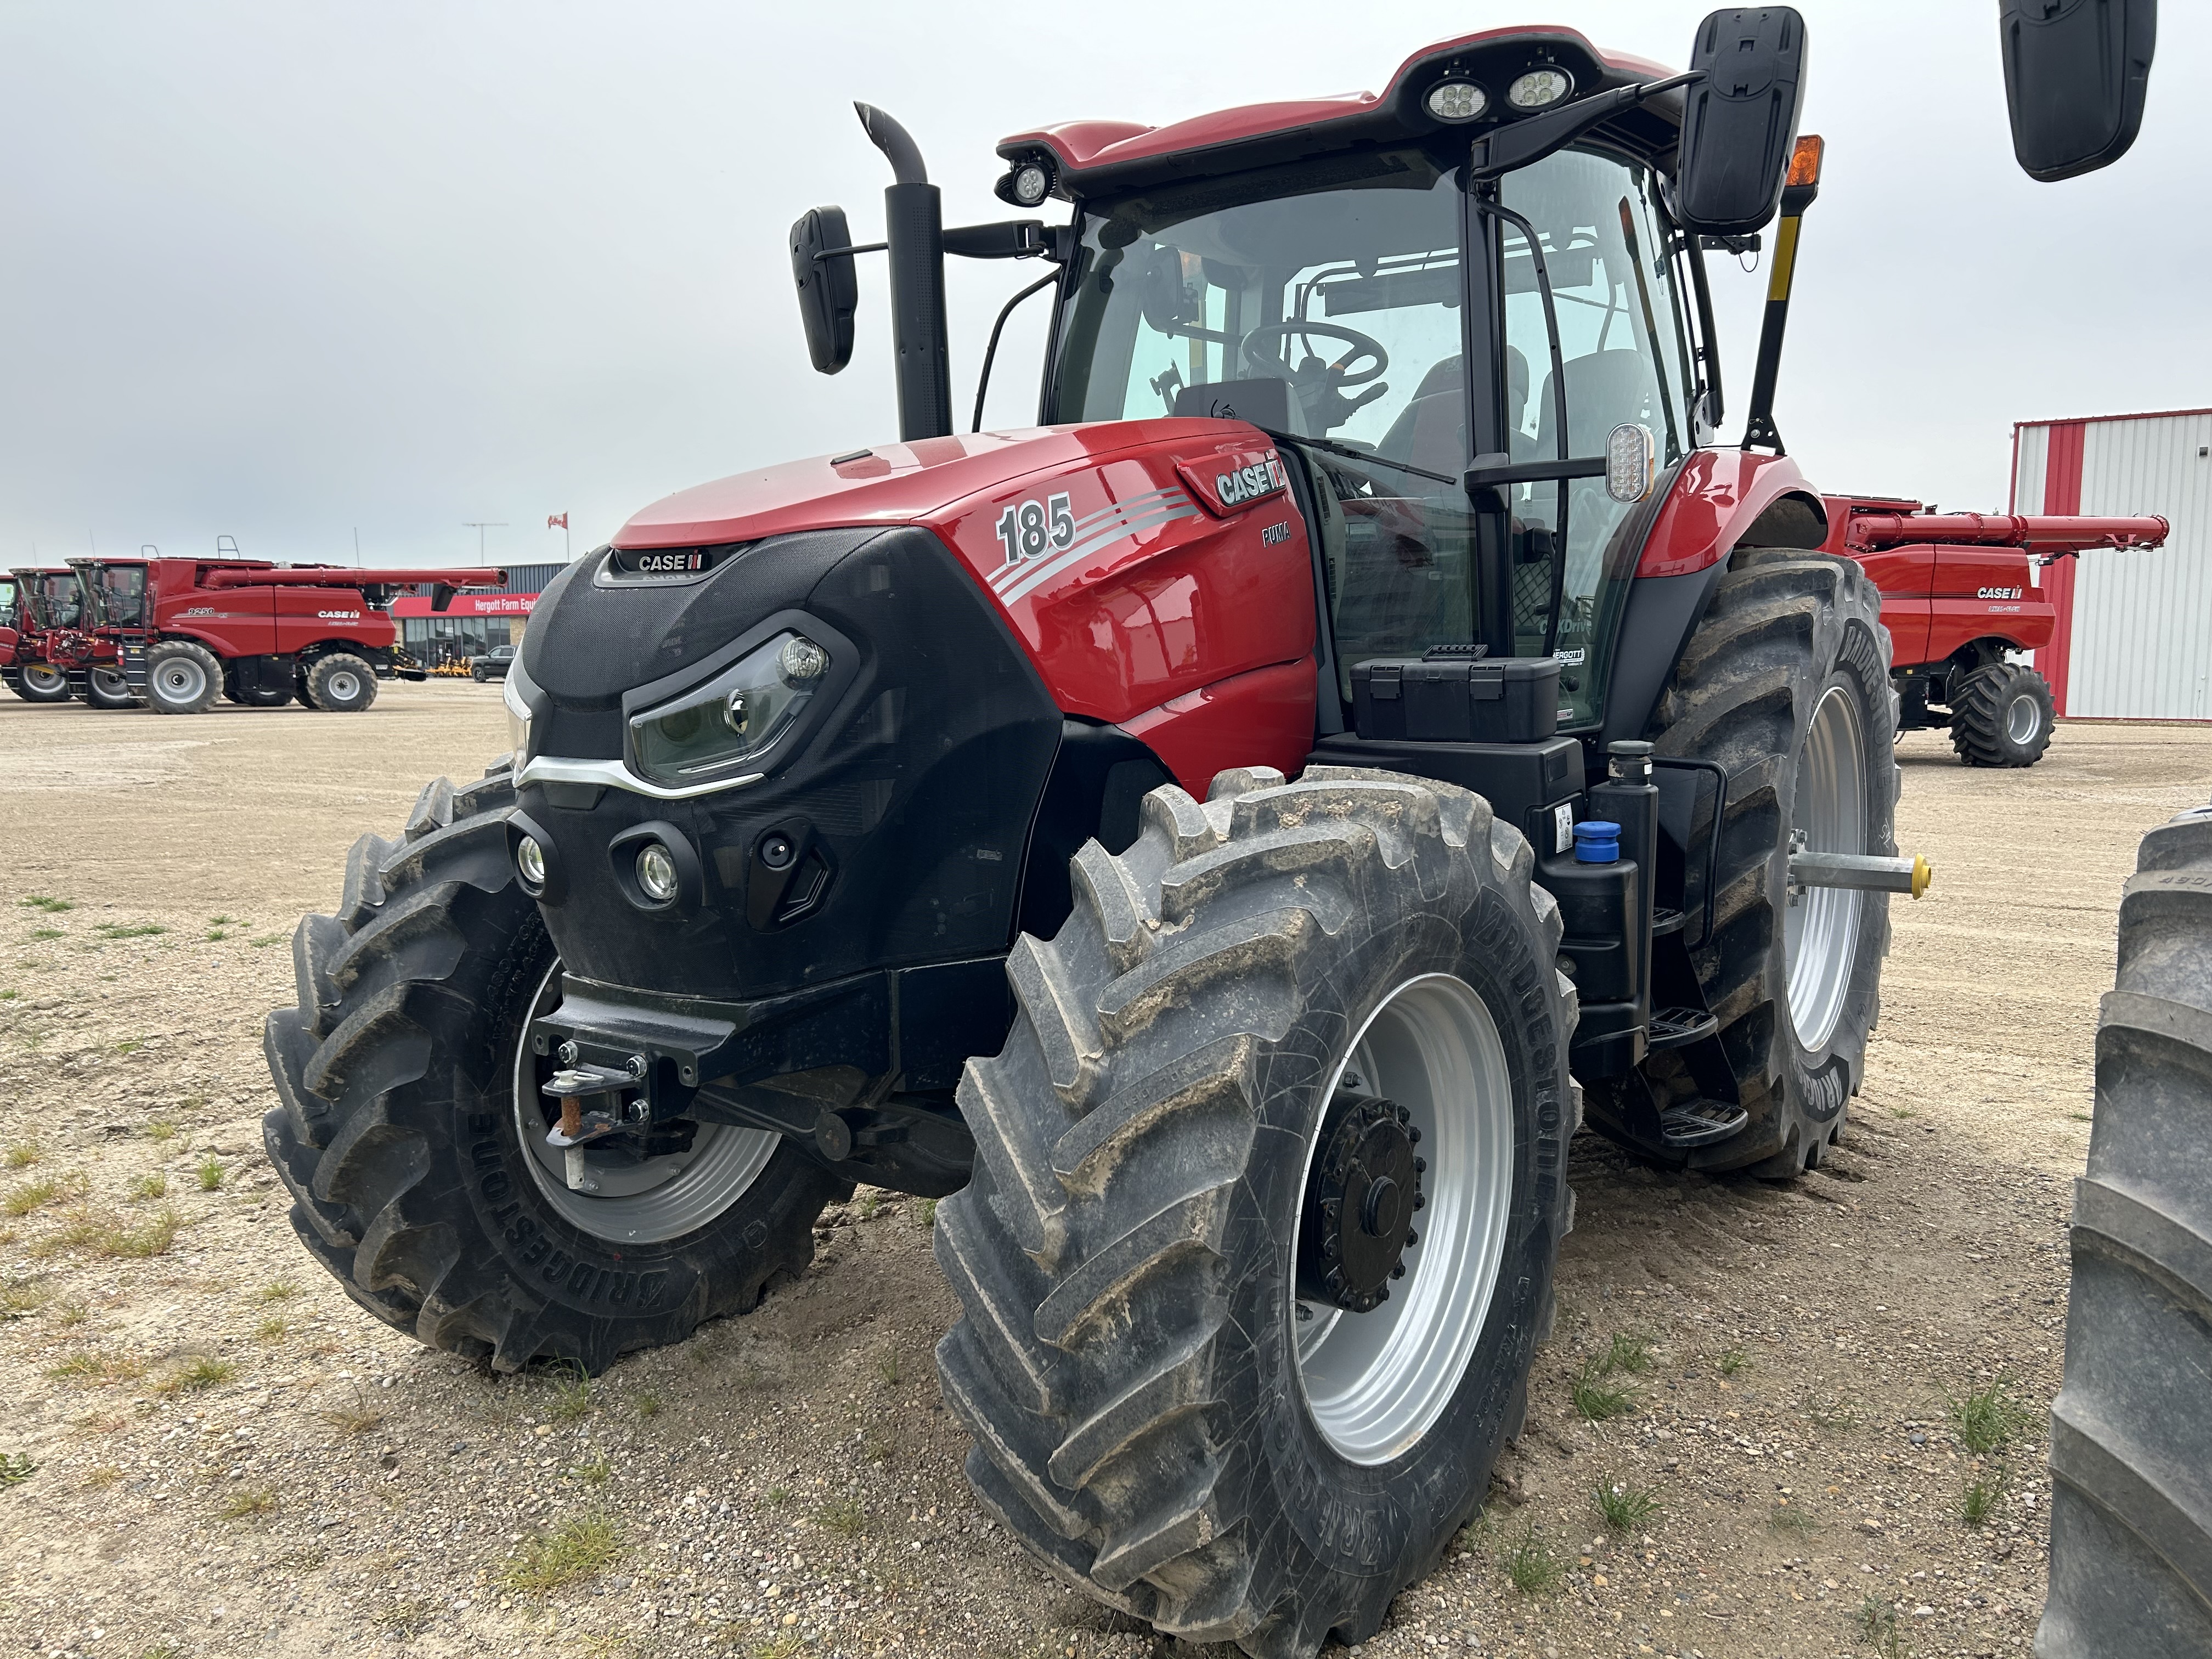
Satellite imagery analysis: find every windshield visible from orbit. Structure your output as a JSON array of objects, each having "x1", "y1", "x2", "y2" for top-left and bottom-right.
[
  {"x1": 87, "y1": 564, "x2": 148, "y2": 629},
  {"x1": 26, "y1": 574, "x2": 81, "y2": 629},
  {"x1": 1050, "y1": 148, "x2": 1469, "y2": 469}
]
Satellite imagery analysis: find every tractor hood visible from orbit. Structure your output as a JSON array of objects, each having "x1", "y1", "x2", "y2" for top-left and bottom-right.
[{"x1": 612, "y1": 420, "x2": 1245, "y2": 550}]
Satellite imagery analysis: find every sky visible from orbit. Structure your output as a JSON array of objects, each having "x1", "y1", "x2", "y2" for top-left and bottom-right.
[{"x1": 1, "y1": 2, "x2": 2203, "y2": 571}]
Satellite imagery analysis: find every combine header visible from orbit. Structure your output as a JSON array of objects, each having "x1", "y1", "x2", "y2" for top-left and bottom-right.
[{"x1": 1826, "y1": 500, "x2": 2169, "y2": 766}]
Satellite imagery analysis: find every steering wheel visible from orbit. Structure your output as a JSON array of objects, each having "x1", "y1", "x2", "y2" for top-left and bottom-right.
[{"x1": 1239, "y1": 320, "x2": 1390, "y2": 387}]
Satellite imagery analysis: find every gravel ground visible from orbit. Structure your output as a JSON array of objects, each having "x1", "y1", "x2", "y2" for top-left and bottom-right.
[{"x1": 1, "y1": 681, "x2": 2207, "y2": 1659}]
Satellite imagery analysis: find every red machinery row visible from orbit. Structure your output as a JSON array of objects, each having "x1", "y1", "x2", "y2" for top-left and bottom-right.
[{"x1": 0, "y1": 548, "x2": 503, "y2": 713}]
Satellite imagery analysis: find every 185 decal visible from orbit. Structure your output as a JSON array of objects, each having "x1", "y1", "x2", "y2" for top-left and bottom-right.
[{"x1": 996, "y1": 493, "x2": 1074, "y2": 565}]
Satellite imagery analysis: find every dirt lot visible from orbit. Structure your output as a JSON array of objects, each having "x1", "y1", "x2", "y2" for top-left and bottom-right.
[{"x1": 0, "y1": 682, "x2": 2205, "y2": 1659}]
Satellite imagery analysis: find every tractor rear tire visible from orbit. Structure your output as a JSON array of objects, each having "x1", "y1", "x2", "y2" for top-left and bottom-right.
[
  {"x1": 305, "y1": 653, "x2": 378, "y2": 713},
  {"x1": 259, "y1": 764, "x2": 842, "y2": 1373},
  {"x1": 1583, "y1": 549, "x2": 1897, "y2": 1176},
  {"x1": 145, "y1": 640, "x2": 222, "y2": 714},
  {"x1": 14, "y1": 664, "x2": 72, "y2": 703},
  {"x1": 934, "y1": 767, "x2": 1577, "y2": 1657},
  {"x1": 83, "y1": 667, "x2": 139, "y2": 709},
  {"x1": 2037, "y1": 803, "x2": 2212, "y2": 1658},
  {"x1": 1950, "y1": 661, "x2": 2054, "y2": 768}
]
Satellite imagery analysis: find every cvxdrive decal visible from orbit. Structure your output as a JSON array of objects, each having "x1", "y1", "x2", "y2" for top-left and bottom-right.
[{"x1": 987, "y1": 485, "x2": 1202, "y2": 606}]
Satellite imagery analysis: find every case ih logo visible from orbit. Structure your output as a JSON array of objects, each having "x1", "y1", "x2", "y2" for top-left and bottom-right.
[
  {"x1": 633, "y1": 551, "x2": 706, "y2": 573},
  {"x1": 1216, "y1": 454, "x2": 1286, "y2": 506},
  {"x1": 317, "y1": 609, "x2": 362, "y2": 619},
  {"x1": 1977, "y1": 586, "x2": 2024, "y2": 600}
]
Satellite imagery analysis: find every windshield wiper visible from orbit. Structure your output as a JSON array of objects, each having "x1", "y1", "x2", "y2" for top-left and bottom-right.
[{"x1": 1251, "y1": 428, "x2": 1458, "y2": 487}]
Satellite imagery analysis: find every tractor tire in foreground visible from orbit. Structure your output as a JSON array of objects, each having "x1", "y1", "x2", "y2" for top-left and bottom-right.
[
  {"x1": 146, "y1": 640, "x2": 222, "y2": 714},
  {"x1": 2038, "y1": 802, "x2": 2212, "y2": 1657},
  {"x1": 304, "y1": 652, "x2": 379, "y2": 712},
  {"x1": 935, "y1": 767, "x2": 1578, "y2": 1658},
  {"x1": 1584, "y1": 548, "x2": 1897, "y2": 1176},
  {"x1": 1950, "y1": 661, "x2": 2054, "y2": 768},
  {"x1": 261, "y1": 763, "x2": 840, "y2": 1373},
  {"x1": 8, "y1": 664, "x2": 71, "y2": 703}
]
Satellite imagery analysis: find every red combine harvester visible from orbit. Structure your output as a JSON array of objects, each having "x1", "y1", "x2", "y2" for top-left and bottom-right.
[
  {"x1": 1821, "y1": 499, "x2": 2168, "y2": 767},
  {"x1": 1, "y1": 566, "x2": 96, "y2": 704},
  {"x1": 56, "y1": 551, "x2": 506, "y2": 713}
]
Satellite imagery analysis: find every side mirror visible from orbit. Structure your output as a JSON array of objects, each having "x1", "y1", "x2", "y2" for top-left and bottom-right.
[
  {"x1": 2000, "y1": 0, "x2": 2157, "y2": 182},
  {"x1": 1674, "y1": 8, "x2": 1809, "y2": 237},
  {"x1": 789, "y1": 205, "x2": 860, "y2": 375}
]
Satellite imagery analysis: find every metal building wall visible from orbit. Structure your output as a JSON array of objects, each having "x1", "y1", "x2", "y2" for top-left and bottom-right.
[{"x1": 2012, "y1": 410, "x2": 2212, "y2": 719}]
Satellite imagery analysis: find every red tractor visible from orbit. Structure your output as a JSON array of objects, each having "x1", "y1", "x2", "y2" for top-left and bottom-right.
[
  {"x1": 1, "y1": 565, "x2": 97, "y2": 704},
  {"x1": 1820, "y1": 498, "x2": 2168, "y2": 767},
  {"x1": 57, "y1": 551, "x2": 505, "y2": 713},
  {"x1": 255, "y1": 10, "x2": 2161, "y2": 1655}
]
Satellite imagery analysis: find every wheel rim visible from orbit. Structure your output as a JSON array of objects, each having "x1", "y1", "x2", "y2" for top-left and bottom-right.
[
  {"x1": 24, "y1": 665, "x2": 64, "y2": 692},
  {"x1": 155, "y1": 658, "x2": 206, "y2": 703},
  {"x1": 325, "y1": 669, "x2": 362, "y2": 704},
  {"x1": 510, "y1": 962, "x2": 778, "y2": 1244},
  {"x1": 1785, "y1": 684, "x2": 1867, "y2": 1052},
  {"x1": 1291, "y1": 973, "x2": 1515, "y2": 1465},
  {"x1": 91, "y1": 669, "x2": 131, "y2": 699},
  {"x1": 2006, "y1": 692, "x2": 2041, "y2": 745}
]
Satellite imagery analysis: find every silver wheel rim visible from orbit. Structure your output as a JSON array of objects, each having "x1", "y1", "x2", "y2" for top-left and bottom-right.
[
  {"x1": 91, "y1": 669, "x2": 131, "y2": 700},
  {"x1": 510, "y1": 962, "x2": 779, "y2": 1243},
  {"x1": 2006, "y1": 692, "x2": 2041, "y2": 745},
  {"x1": 324, "y1": 669, "x2": 363, "y2": 704},
  {"x1": 24, "y1": 665, "x2": 64, "y2": 692},
  {"x1": 155, "y1": 658, "x2": 206, "y2": 703},
  {"x1": 1785, "y1": 684, "x2": 1867, "y2": 1053},
  {"x1": 1292, "y1": 973, "x2": 1515, "y2": 1465}
]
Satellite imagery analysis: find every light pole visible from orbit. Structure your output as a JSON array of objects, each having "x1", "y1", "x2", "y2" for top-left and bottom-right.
[{"x1": 461, "y1": 522, "x2": 507, "y2": 564}]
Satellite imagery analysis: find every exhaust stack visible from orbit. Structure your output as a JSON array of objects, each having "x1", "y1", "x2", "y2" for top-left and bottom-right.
[{"x1": 855, "y1": 104, "x2": 952, "y2": 442}]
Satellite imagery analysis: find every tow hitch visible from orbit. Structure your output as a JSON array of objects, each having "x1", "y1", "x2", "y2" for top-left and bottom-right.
[{"x1": 1787, "y1": 836, "x2": 1934, "y2": 900}]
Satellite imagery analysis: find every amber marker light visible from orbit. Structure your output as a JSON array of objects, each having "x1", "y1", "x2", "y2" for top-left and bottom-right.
[{"x1": 1787, "y1": 134, "x2": 1825, "y2": 188}]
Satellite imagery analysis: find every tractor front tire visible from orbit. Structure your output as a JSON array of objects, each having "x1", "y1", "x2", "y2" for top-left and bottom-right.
[
  {"x1": 2038, "y1": 803, "x2": 2212, "y2": 1658},
  {"x1": 14, "y1": 664, "x2": 72, "y2": 703},
  {"x1": 83, "y1": 667, "x2": 139, "y2": 709},
  {"x1": 1584, "y1": 548, "x2": 1897, "y2": 1176},
  {"x1": 145, "y1": 640, "x2": 222, "y2": 714},
  {"x1": 1949, "y1": 661, "x2": 2054, "y2": 768},
  {"x1": 935, "y1": 767, "x2": 1577, "y2": 1657},
  {"x1": 260, "y1": 765, "x2": 842, "y2": 1372},
  {"x1": 305, "y1": 653, "x2": 379, "y2": 713}
]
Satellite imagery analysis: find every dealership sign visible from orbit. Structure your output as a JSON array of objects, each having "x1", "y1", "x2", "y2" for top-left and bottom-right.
[{"x1": 391, "y1": 591, "x2": 537, "y2": 618}]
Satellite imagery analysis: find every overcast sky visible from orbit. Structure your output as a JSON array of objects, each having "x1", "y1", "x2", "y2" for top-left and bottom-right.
[{"x1": 2, "y1": 2, "x2": 2202, "y2": 571}]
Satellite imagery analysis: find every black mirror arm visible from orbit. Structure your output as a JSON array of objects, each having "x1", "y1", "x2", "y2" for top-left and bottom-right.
[
  {"x1": 943, "y1": 221, "x2": 1054, "y2": 261},
  {"x1": 1471, "y1": 71, "x2": 1701, "y2": 181}
]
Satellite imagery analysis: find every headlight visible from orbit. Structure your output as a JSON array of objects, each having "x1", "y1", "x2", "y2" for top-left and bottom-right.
[
  {"x1": 503, "y1": 652, "x2": 537, "y2": 760},
  {"x1": 628, "y1": 630, "x2": 828, "y2": 786}
]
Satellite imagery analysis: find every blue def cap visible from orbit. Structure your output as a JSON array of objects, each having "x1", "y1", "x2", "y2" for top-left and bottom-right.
[{"x1": 1572, "y1": 820, "x2": 1622, "y2": 864}]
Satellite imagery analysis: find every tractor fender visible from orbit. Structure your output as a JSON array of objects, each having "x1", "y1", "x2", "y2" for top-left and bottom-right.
[{"x1": 1599, "y1": 452, "x2": 1826, "y2": 748}]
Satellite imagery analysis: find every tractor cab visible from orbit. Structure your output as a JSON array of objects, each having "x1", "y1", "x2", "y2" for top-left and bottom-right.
[{"x1": 74, "y1": 558, "x2": 151, "y2": 633}]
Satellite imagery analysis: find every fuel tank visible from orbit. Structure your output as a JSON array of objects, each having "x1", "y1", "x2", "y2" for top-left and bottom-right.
[{"x1": 511, "y1": 418, "x2": 1319, "y2": 1059}]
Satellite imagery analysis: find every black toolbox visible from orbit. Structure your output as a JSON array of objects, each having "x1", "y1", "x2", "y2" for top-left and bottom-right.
[{"x1": 1351, "y1": 648, "x2": 1561, "y2": 743}]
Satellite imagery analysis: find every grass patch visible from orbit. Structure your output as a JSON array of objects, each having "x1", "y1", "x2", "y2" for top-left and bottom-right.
[
  {"x1": 220, "y1": 1486, "x2": 277, "y2": 1520},
  {"x1": 257, "y1": 1278, "x2": 300, "y2": 1303},
  {"x1": 208, "y1": 915, "x2": 238, "y2": 927},
  {"x1": 158, "y1": 1357, "x2": 236, "y2": 1394},
  {"x1": 498, "y1": 1514, "x2": 624, "y2": 1593},
  {"x1": 545, "y1": 1363, "x2": 595, "y2": 1421},
  {"x1": 19, "y1": 895, "x2": 75, "y2": 912},
  {"x1": 374, "y1": 1598, "x2": 439, "y2": 1639},
  {"x1": 1570, "y1": 1355, "x2": 1636, "y2": 1422},
  {"x1": 94, "y1": 922, "x2": 167, "y2": 940},
  {"x1": 1946, "y1": 1378, "x2": 2033, "y2": 1455},
  {"x1": 817, "y1": 1497, "x2": 865, "y2": 1537},
  {"x1": 0, "y1": 1452, "x2": 35, "y2": 1486},
  {"x1": 55, "y1": 1298, "x2": 87, "y2": 1327},
  {"x1": 1857, "y1": 1592, "x2": 1907, "y2": 1658},
  {"x1": 635, "y1": 1392, "x2": 663, "y2": 1420},
  {"x1": 27, "y1": 928, "x2": 64, "y2": 942},
  {"x1": 0, "y1": 1278, "x2": 48, "y2": 1319},
  {"x1": 1961, "y1": 1461, "x2": 2010, "y2": 1527},
  {"x1": 1502, "y1": 1521, "x2": 1564, "y2": 1594},
  {"x1": 249, "y1": 935, "x2": 283, "y2": 949},
  {"x1": 5, "y1": 1142, "x2": 39, "y2": 1169},
  {"x1": 48, "y1": 1349, "x2": 146, "y2": 1387},
  {"x1": 129, "y1": 1172, "x2": 167, "y2": 1200},
  {"x1": 51, "y1": 1206, "x2": 183, "y2": 1259},
  {"x1": 147, "y1": 1119, "x2": 177, "y2": 1143},
  {"x1": 567, "y1": 1454, "x2": 613, "y2": 1485},
  {"x1": 1768, "y1": 1499, "x2": 1822, "y2": 1538},
  {"x1": 919, "y1": 1198, "x2": 937, "y2": 1228},
  {"x1": 877, "y1": 1350, "x2": 900, "y2": 1386},
  {"x1": 322, "y1": 1386, "x2": 385, "y2": 1437},
  {"x1": 1594, "y1": 1479, "x2": 1660, "y2": 1533},
  {"x1": 4, "y1": 1175, "x2": 69, "y2": 1217},
  {"x1": 763, "y1": 1486, "x2": 790, "y2": 1509},
  {"x1": 82, "y1": 1463, "x2": 122, "y2": 1489},
  {"x1": 196, "y1": 1156, "x2": 224, "y2": 1192},
  {"x1": 2068, "y1": 1111, "x2": 2094, "y2": 1124},
  {"x1": 1604, "y1": 1330, "x2": 1655, "y2": 1375},
  {"x1": 255, "y1": 1317, "x2": 289, "y2": 1344},
  {"x1": 857, "y1": 1192, "x2": 879, "y2": 1221},
  {"x1": 1716, "y1": 1344, "x2": 1752, "y2": 1378}
]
